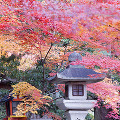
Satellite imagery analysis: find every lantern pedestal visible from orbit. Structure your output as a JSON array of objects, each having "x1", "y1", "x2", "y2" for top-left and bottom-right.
[
  {"x1": 56, "y1": 98, "x2": 97, "y2": 120},
  {"x1": 56, "y1": 98, "x2": 96, "y2": 110},
  {"x1": 66, "y1": 111, "x2": 88, "y2": 120}
]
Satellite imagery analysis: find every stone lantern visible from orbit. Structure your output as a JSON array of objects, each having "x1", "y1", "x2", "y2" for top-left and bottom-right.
[{"x1": 48, "y1": 52, "x2": 105, "y2": 120}]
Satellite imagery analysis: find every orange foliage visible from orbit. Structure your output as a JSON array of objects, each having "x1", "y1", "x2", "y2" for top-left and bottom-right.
[{"x1": 11, "y1": 82, "x2": 52, "y2": 116}]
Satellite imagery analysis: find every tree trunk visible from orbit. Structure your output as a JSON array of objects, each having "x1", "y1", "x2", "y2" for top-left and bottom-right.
[{"x1": 94, "y1": 107, "x2": 113, "y2": 120}]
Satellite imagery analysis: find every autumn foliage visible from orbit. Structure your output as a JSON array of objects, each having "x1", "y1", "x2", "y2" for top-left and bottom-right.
[
  {"x1": 0, "y1": 0, "x2": 120, "y2": 119},
  {"x1": 11, "y1": 82, "x2": 52, "y2": 116},
  {"x1": 71, "y1": 52, "x2": 120, "y2": 72},
  {"x1": 0, "y1": 0, "x2": 120, "y2": 69},
  {"x1": 0, "y1": 0, "x2": 120, "y2": 53},
  {"x1": 87, "y1": 81, "x2": 120, "y2": 119}
]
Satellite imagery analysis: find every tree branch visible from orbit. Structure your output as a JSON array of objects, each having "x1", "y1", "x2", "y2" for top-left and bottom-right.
[
  {"x1": 108, "y1": 25, "x2": 120, "y2": 32},
  {"x1": 56, "y1": 46, "x2": 67, "y2": 73},
  {"x1": 42, "y1": 42, "x2": 53, "y2": 64}
]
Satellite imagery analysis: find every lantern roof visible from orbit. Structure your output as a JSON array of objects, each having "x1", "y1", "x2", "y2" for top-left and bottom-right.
[{"x1": 47, "y1": 52, "x2": 105, "y2": 84}]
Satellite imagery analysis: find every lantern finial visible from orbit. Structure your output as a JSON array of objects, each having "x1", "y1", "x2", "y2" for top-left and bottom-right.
[{"x1": 68, "y1": 51, "x2": 82, "y2": 62}]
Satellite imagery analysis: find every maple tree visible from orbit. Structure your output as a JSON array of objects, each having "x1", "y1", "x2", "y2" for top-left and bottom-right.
[
  {"x1": 11, "y1": 82, "x2": 61, "y2": 120},
  {"x1": 0, "y1": 34, "x2": 24, "y2": 57},
  {"x1": 71, "y1": 52, "x2": 120, "y2": 73},
  {"x1": 0, "y1": 0, "x2": 119, "y2": 79},
  {"x1": 0, "y1": 0, "x2": 119, "y2": 53},
  {"x1": 0, "y1": 0, "x2": 120, "y2": 70}
]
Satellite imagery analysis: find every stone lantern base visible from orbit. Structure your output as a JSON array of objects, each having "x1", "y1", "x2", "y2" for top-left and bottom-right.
[
  {"x1": 56, "y1": 98, "x2": 96, "y2": 110},
  {"x1": 66, "y1": 111, "x2": 88, "y2": 120},
  {"x1": 56, "y1": 98, "x2": 96, "y2": 120}
]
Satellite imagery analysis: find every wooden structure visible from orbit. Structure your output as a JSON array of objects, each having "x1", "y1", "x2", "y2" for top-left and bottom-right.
[
  {"x1": 2, "y1": 95, "x2": 27, "y2": 120},
  {"x1": 8, "y1": 115, "x2": 27, "y2": 120}
]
